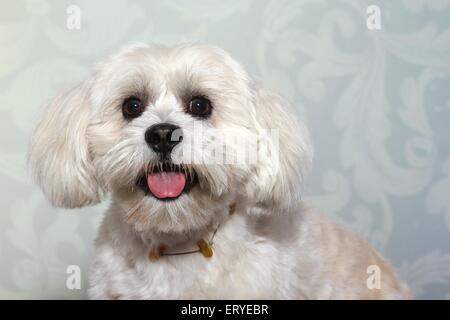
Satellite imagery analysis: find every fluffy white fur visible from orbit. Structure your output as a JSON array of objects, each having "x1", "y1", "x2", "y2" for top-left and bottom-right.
[{"x1": 28, "y1": 43, "x2": 410, "y2": 299}]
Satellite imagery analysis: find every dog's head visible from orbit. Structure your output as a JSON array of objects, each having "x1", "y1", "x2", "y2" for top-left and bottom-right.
[{"x1": 28, "y1": 43, "x2": 312, "y2": 233}]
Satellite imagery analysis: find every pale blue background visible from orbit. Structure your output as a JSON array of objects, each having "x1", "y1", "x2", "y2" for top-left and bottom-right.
[{"x1": 0, "y1": 0, "x2": 449, "y2": 299}]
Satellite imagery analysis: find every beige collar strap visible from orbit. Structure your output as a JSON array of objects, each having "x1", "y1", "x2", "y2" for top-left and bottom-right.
[{"x1": 148, "y1": 202, "x2": 236, "y2": 261}]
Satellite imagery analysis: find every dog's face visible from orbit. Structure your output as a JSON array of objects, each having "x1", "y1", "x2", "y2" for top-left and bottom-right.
[{"x1": 28, "y1": 43, "x2": 311, "y2": 233}]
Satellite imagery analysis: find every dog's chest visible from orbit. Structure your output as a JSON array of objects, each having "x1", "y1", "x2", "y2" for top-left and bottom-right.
[
  {"x1": 120, "y1": 221, "x2": 283, "y2": 298},
  {"x1": 133, "y1": 245, "x2": 276, "y2": 299},
  {"x1": 94, "y1": 212, "x2": 301, "y2": 299}
]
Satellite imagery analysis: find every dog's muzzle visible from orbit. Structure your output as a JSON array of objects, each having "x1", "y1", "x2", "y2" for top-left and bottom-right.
[{"x1": 139, "y1": 123, "x2": 197, "y2": 200}]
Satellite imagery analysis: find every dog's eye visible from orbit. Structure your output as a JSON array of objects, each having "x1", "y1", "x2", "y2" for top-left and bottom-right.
[
  {"x1": 187, "y1": 97, "x2": 212, "y2": 118},
  {"x1": 122, "y1": 97, "x2": 144, "y2": 119}
]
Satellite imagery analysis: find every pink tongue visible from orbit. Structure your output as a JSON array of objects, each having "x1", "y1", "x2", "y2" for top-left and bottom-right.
[{"x1": 147, "y1": 172, "x2": 186, "y2": 199}]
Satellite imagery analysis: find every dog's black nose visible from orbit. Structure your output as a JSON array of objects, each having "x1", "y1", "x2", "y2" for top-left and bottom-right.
[{"x1": 145, "y1": 123, "x2": 183, "y2": 153}]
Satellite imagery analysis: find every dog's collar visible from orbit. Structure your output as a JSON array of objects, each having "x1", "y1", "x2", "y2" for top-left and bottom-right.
[{"x1": 148, "y1": 202, "x2": 236, "y2": 261}]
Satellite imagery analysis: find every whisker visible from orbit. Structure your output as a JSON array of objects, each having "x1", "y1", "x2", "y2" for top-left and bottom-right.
[{"x1": 126, "y1": 198, "x2": 146, "y2": 222}]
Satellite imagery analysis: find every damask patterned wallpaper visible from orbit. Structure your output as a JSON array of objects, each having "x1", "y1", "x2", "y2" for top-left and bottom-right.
[{"x1": 0, "y1": 0, "x2": 449, "y2": 299}]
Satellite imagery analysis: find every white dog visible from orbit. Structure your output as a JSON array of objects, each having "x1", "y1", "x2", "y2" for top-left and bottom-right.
[{"x1": 28, "y1": 43, "x2": 410, "y2": 299}]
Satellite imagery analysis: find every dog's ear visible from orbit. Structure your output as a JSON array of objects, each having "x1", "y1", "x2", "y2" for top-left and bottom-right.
[
  {"x1": 28, "y1": 80, "x2": 102, "y2": 208},
  {"x1": 244, "y1": 86, "x2": 312, "y2": 215}
]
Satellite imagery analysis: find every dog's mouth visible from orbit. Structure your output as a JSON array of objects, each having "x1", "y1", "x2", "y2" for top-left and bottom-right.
[{"x1": 137, "y1": 163, "x2": 198, "y2": 201}]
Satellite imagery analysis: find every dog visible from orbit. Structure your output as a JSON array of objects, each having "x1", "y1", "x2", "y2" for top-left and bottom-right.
[{"x1": 28, "y1": 43, "x2": 410, "y2": 299}]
